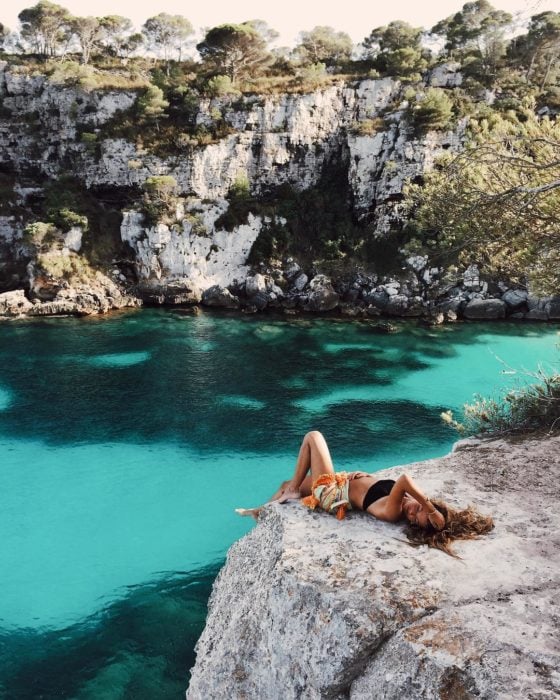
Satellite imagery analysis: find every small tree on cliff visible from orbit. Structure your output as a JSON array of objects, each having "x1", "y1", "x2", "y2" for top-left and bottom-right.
[
  {"x1": 403, "y1": 112, "x2": 560, "y2": 294},
  {"x1": 197, "y1": 23, "x2": 271, "y2": 83},
  {"x1": 407, "y1": 88, "x2": 454, "y2": 132},
  {"x1": 136, "y1": 84, "x2": 169, "y2": 129},
  {"x1": 141, "y1": 175, "x2": 179, "y2": 225}
]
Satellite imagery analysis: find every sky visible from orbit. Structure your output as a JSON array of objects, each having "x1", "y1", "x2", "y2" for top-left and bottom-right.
[{"x1": 2, "y1": 0, "x2": 556, "y2": 47}]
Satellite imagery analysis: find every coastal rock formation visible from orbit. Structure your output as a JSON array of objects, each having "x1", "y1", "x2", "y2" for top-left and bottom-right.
[
  {"x1": 188, "y1": 434, "x2": 560, "y2": 699},
  {"x1": 0, "y1": 275, "x2": 140, "y2": 317},
  {"x1": 0, "y1": 63, "x2": 556, "y2": 320}
]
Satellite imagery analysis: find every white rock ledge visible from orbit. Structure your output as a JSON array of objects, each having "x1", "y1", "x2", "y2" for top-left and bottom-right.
[{"x1": 187, "y1": 434, "x2": 560, "y2": 699}]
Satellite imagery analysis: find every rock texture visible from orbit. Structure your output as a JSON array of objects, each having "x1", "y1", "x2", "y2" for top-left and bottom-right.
[
  {"x1": 188, "y1": 434, "x2": 560, "y2": 699},
  {"x1": 120, "y1": 202, "x2": 268, "y2": 294}
]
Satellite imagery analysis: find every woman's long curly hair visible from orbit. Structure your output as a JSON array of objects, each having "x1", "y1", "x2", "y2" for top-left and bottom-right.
[{"x1": 405, "y1": 499, "x2": 494, "y2": 558}]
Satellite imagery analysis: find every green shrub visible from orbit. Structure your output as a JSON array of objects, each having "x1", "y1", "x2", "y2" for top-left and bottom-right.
[
  {"x1": 206, "y1": 75, "x2": 241, "y2": 97},
  {"x1": 80, "y1": 132, "x2": 97, "y2": 143},
  {"x1": 23, "y1": 222, "x2": 58, "y2": 249},
  {"x1": 141, "y1": 175, "x2": 179, "y2": 225},
  {"x1": 295, "y1": 62, "x2": 328, "y2": 90},
  {"x1": 184, "y1": 212, "x2": 207, "y2": 236},
  {"x1": 229, "y1": 174, "x2": 250, "y2": 199},
  {"x1": 142, "y1": 175, "x2": 178, "y2": 196},
  {"x1": 48, "y1": 61, "x2": 149, "y2": 92},
  {"x1": 36, "y1": 252, "x2": 93, "y2": 282},
  {"x1": 49, "y1": 208, "x2": 89, "y2": 233},
  {"x1": 350, "y1": 117, "x2": 387, "y2": 136},
  {"x1": 407, "y1": 88, "x2": 454, "y2": 132},
  {"x1": 442, "y1": 370, "x2": 560, "y2": 436}
]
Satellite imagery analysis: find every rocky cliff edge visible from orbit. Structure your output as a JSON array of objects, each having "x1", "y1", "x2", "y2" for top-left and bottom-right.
[{"x1": 187, "y1": 434, "x2": 560, "y2": 699}]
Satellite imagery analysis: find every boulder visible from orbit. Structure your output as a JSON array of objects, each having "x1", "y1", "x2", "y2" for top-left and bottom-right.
[
  {"x1": 385, "y1": 294, "x2": 409, "y2": 315},
  {"x1": 545, "y1": 298, "x2": 560, "y2": 320},
  {"x1": 245, "y1": 274, "x2": 267, "y2": 297},
  {"x1": 0, "y1": 289, "x2": 34, "y2": 316},
  {"x1": 405, "y1": 254, "x2": 428, "y2": 272},
  {"x1": 371, "y1": 320, "x2": 397, "y2": 333},
  {"x1": 501, "y1": 289, "x2": 528, "y2": 310},
  {"x1": 187, "y1": 434, "x2": 560, "y2": 700},
  {"x1": 363, "y1": 290, "x2": 389, "y2": 309},
  {"x1": 201, "y1": 285, "x2": 240, "y2": 308},
  {"x1": 463, "y1": 298, "x2": 506, "y2": 320},
  {"x1": 428, "y1": 62, "x2": 463, "y2": 88},
  {"x1": 139, "y1": 282, "x2": 201, "y2": 305},
  {"x1": 305, "y1": 275, "x2": 339, "y2": 312},
  {"x1": 525, "y1": 309, "x2": 549, "y2": 321},
  {"x1": 293, "y1": 273, "x2": 308, "y2": 292},
  {"x1": 284, "y1": 259, "x2": 301, "y2": 281},
  {"x1": 249, "y1": 291, "x2": 269, "y2": 311},
  {"x1": 267, "y1": 283, "x2": 284, "y2": 299},
  {"x1": 462, "y1": 264, "x2": 481, "y2": 290},
  {"x1": 364, "y1": 305, "x2": 381, "y2": 317},
  {"x1": 420, "y1": 312, "x2": 445, "y2": 327},
  {"x1": 527, "y1": 296, "x2": 549, "y2": 311}
]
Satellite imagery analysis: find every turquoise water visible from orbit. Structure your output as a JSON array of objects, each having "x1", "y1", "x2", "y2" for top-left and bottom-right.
[{"x1": 0, "y1": 309, "x2": 558, "y2": 697}]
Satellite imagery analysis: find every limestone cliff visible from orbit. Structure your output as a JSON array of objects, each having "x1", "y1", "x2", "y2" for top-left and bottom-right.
[
  {"x1": 0, "y1": 63, "x2": 463, "y2": 310},
  {"x1": 187, "y1": 434, "x2": 560, "y2": 699},
  {"x1": 0, "y1": 61, "x2": 557, "y2": 319}
]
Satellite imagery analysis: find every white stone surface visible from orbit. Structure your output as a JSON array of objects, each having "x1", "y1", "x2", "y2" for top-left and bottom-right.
[
  {"x1": 428, "y1": 62, "x2": 464, "y2": 88},
  {"x1": 121, "y1": 201, "x2": 263, "y2": 291},
  {"x1": 0, "y1": 216, "x2": 23, "y2": 242},
  {"x1": 63, "y1": 226, "x2": 82, "y2": 252}
]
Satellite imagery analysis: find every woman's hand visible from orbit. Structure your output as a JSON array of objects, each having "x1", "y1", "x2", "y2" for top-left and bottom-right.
[{"x1": 428, "y1": 509, "x2": 445, "y2": 530}]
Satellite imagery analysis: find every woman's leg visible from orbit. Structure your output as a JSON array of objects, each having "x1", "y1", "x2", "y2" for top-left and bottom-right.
[
  {"x1": 284, "y1": 430, "x2": 335, "y2": 496},
  {"x1": 236, "y1": 432, "x2": 335, "y2": 517}
]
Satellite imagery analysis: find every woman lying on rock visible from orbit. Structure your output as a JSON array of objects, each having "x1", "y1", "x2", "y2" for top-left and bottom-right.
[{"x1": 236, "y1": 431, "x2": 493, "y2": 557}]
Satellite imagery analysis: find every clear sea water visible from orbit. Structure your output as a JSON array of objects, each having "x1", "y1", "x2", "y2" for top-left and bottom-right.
[{"x1": 0, "y1": 308, "x2": 558, "y2": 698}]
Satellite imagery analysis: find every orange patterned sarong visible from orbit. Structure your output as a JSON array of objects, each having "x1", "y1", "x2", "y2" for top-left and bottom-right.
[{"x1": 301, "y1": 472, "x2": 351, "y2": 520}]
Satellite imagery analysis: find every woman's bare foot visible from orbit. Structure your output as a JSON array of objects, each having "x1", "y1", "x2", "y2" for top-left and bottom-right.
[
  {"x1": 277, "y1": 489, "x2": 301, "y2": 504},
  {"x1": 234, "y1": 507, "x2": 262, "y2": 520}
]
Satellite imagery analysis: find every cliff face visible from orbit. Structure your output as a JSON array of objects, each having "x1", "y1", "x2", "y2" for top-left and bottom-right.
[
  {"x1": 0, "y1": 63, "x2": 468, "y2": 307},
  {"x1": 1, "y1": 62, "x2": 557, "y2": 319},
  {"x1": 0, "y1": 66, "x2": 429, "y2": 215},
  {"x1": 187, "y1": 434, "x2": 560, "y2": 699}
]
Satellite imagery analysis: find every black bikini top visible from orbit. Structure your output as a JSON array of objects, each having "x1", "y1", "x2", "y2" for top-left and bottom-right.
[{"x1": 362, "y1": 479, "x2": 396, "y2": 511}]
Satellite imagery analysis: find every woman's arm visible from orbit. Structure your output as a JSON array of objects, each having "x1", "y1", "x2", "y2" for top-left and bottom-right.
[{"x1": 375, "y1": 473, "x2": 436, "y2": 522}]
